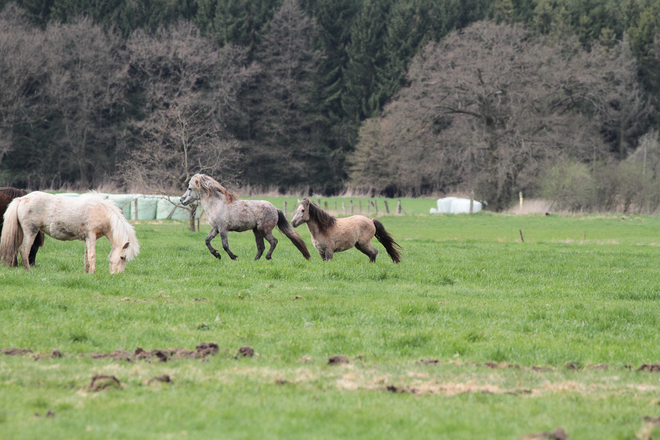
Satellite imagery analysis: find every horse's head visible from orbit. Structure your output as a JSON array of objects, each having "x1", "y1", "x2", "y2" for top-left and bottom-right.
[
  {"x1": 291, "y1": 198, "x2": 311, "y2": 228},
  {"x1": 180, "y1": 175, "x2": 203, "y2": 206},
  {"x1": 109, "y1": 242, "x2": 130, "y2": 274}
]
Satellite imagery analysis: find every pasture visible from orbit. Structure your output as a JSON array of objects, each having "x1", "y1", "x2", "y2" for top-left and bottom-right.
[{"x1": 2, "y1": 203, "x2": 660, "y2": 439}]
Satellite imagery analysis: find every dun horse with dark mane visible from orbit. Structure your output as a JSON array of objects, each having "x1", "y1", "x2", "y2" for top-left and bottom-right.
[
  {"x1": 180, "y1": 174, "x2": 310, "y2": 261},
  {"x1": 0, "y1": 188, "x2": 44, "y2": 266},
  {"x1": 291, "y1": 198, "x2": 402, "y2": 263}
]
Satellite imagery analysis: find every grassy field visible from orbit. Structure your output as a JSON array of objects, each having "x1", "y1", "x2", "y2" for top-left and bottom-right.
[{"x1": 2, "y1": 202, "x2": 660, "y2": 439}]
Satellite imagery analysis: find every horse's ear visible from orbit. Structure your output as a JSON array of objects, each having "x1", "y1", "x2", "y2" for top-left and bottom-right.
[
  {"x1": 297, "y1": 199, "x2": 302, "y2": 204},
  {"x1": 123, "y1": 242, "x2": 130, "y2": 250}
]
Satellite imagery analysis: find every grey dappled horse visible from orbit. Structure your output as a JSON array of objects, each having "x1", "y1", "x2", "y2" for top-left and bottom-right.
[
  {"x1": 291, "y1": 198, "x2": 402, "y2": 263},
  {"x1": 180, "y1": 174, "x2": 310, "y2": 261}
]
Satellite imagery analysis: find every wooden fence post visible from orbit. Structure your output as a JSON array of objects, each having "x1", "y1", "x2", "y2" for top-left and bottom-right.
[
  {"x1": 350, "y1": 200, "x2": 354, "y2": 214},
  {"x1": 384, "y1": 200, "x2": 390, "y2": 214},
  {"x1": 396, "y1": 200, "x2": 402, "y2": 214},
  {"x1": 133, "y1": 198, "x2": 138, "y2": 221},
  {"x1": 359, "y1": 200, "x2": 362, "y2": 213},
  {"x1": 342, "y1": 201, "x2": 345, "y2": 214},
  {"x1": 324, "y1": 201, "x2": 328, "y2": 210},
  {"x1": 373, "y1": 200, "x2": 378, "y2": 213},
  {"x1": 283, "y1": 201, "x2": 287, "y2": 217}
]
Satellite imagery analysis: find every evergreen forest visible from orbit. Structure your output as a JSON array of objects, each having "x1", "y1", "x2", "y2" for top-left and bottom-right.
[{"x1": 2, "y1": 0, "x2": 660, "y2": 210}]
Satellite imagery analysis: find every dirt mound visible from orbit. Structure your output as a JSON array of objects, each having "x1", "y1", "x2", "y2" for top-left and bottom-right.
[
  {"x1": 1, "y1": 348, "x2": 33, "y2": 356},
  {"x1": 149, "y1": 375, "x2": 172, "y2": 384},
  {"x1": 89, "y1": 375, "x2": 121, "y2": 391},
  {"x1": 522, "y1": 427, "x2": 569, "y2": 440},
  {"x1": 90, "y1": 350, "x2": 133, "y2": 361},
  {"x1": 35, "y1": 410, "x2": 56, "y2": 418},
  {"x1": 638, "y1": 364, "x2": 660, "y2": 372},
  {"x1": 328, "y1": 355, "x2": 349, "y2": 365},
  {"x1": 237, "y1": 346, "x2": 254, "y2": 357},
  {"x1": 85, "y1": 342, "x2": 220, "y2": 362}
]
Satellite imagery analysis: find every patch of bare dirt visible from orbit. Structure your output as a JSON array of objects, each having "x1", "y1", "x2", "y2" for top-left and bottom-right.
[
  {"x1": 85, "y1": 342, "x2": 219, "y2": 362},
  {"x1": 522, "y1": 427, "x2": 569, "y2": 440},
  {"x1": 416, "y1": 359, "x2": 439, "y2": 365},
  {"x1": 644, "y1": 416, "x2": 660, "y2": 424},
  {"x1": 588, "y1": 364, "x2": 608, "y2": 370},
  {"x1": 90, "y1": 350, "x2": 133, "y2": 361},
  {"x1": 89, "y1": 374, "x2": 121, "y2": 391},
  {"x1": 35, "y1": 410, "x2": 56, "y2": 418},
  {"x1": 237, "y1": 346, "x2": 255, "y2": 357},
  {"x1": 1, "y1": 348, "x2": 33, "y2": 356},
  {"x1": 328, "y1": 355, "x2": 349, "y2": 365},
  {"x1": 385, "y1": 385, "x2": 411, "y2": 393},
  {"x1": 148, "y1": 375, "x2": 172, "y2": 384},
  {"x1": 35, "y1": 350, "x2": 63, "y2": 360},
  {"x1": 638, "y1": 364, "x2": 660, "y2": 372},
  {"x1": 532, "y1": 366, "x2": 554, "y2": 372}
]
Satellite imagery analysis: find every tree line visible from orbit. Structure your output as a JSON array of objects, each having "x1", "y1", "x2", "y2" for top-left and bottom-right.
[{"x1": 1, "y1": 0, "x2": 660, "y2": 211}]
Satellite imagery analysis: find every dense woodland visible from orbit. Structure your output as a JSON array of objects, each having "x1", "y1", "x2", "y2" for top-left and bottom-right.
[{"x1": 2, "y1": 0, "x2": 660, "y2": 210}]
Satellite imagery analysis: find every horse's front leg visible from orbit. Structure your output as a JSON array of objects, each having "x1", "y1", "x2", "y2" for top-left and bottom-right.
[
  {"x1": 85, "y1": 237, "x2": 96, "y2": 274},
  {"x1": 205, "y1": 227, "x2": 222, "y2": 260},
  {"x1": 323, "y1": 249, "x2": 334, "y2": 261},
  {"x1": 220, "y1": 231, "x2": 238, "y2": 260}
]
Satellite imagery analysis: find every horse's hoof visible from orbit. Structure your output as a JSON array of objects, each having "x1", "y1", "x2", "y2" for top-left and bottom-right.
[{"x1": 230, "y1": 255, "x2": 238, "y2": 260}]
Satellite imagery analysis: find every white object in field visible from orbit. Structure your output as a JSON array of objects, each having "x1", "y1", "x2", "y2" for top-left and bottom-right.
[{"x1": 430, "y1": 197, "x2": 482, "y2": 214}]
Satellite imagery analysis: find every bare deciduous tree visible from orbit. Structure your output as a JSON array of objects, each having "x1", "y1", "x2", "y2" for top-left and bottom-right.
[
  {"x1": 349, "y1": 22, "x2": 653, "y2": 209},
  {"x1": 119, "y1": 21, "x2": 251, "y2": 229},
  {"x1": 0, "y1": 5, "x2": 46, "y2": 169},
  {"x1": 43, "y1": 17, "x2": 129, "y2": 187}
]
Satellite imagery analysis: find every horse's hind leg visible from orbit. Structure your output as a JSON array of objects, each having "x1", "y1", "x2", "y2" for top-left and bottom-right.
[
  {"x1": 220, "y1": 231, "x2": 238, "y2": 260},
  {"x1": 261, "y1": 229, "x2": 278, "y2": 260},
  {"x1": 19, "y1": 230, "x2": 38, "y2": 271},
  {"x1": 253, "y1": 229, "x2": 266, "y2": 261},
  {"x1": 205, "y1": 227, "x2": 222, "y2": 260},
  {"x1": 355, "y1": 241, "x2": 378, "y2": 263},
  {"x1": 28, "y1": 232, "x2": 44, "y2": 266}
]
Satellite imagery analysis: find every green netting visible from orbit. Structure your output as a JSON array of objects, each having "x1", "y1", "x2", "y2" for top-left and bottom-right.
[
  {"x1": 132, "y1": 196, "x2": 158, "y2": 220},
  {"x1": 156, "y1": 197, "x2": 191, "y2": 220},
  {"x1": 106, "y1": 194, "x2": 134, "y2": 219}
]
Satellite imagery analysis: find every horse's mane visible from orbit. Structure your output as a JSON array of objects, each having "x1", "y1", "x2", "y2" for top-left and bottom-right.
[
  {"x1": 304, "y1": 198, "x2": 336, "y2": 233},
  {"x1": 102, "y1": 198, "x2": 140, "y2": 261},
  {"x1": 190, "y1": 174, "x2": 237, "y2": 203},
  {"x1": 0, "y1": 187, "x2": 26, "y2": 199}
]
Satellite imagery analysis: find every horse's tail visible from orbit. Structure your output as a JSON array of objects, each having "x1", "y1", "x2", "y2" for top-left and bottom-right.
[
  {"x1": 372, "y1": 219, "x2": 402, "y2": 263},
  {"x1": 277, "y1": 209, "x2": 310, "y2": 260},
  {"x1": 0, "y1": 199, "x2": 23, "y2": 266}
]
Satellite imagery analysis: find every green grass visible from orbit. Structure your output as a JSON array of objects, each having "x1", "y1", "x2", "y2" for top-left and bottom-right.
[{"x1": 2, "y1": 208, "x2": 660, "y2": 439}]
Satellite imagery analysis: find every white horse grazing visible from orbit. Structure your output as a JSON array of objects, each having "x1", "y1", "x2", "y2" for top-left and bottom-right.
[
  {"x1": 0, "y1": 192, "x2": 139, "y2": 273},
  {"x1": 180, "y1": 174, "x2": 310, "y2": 261}
]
